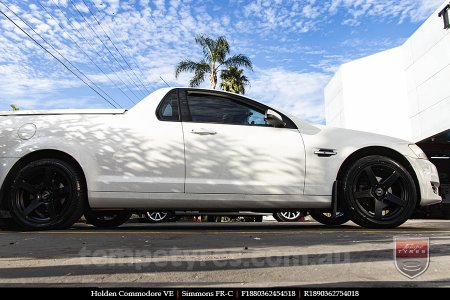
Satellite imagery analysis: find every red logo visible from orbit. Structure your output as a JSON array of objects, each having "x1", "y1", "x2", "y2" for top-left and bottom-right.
[{"x1": 394, "y1": 237, "x2": 430, "y2": 279}]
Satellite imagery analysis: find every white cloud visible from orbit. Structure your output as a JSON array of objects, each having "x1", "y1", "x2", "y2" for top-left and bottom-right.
[
  {"x1": 0, "y1": 63, "x2": 81, "y2": 98},
  {"x1": 0, "y1": 0, "x2": 444, "y2": 116},
  {"x1": 247, "y1": 68, "x2": 330, "y2": 123},
  {"x1": 331, "y1": 0, "x2": 445, "y2": 24}
]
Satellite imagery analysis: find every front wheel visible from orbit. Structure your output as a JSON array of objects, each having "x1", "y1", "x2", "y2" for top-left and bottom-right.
[
  {"x1": 84, "y1": 210, "x2": 132, "y2": 228},
  {"x1": 8, "y1": 159, "x2": 86, "y2": 230},
  {"x1": 309, "y1": 210, "x2": 349, "y2": 225},
  {"x1": 342, "y1": 155, "x2": 417, "y2": 229}
]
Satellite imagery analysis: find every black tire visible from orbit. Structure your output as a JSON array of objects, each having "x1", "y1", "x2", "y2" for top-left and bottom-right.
[
  {"x1": 145, "y1": 211, "x2": 178, "y2": 223},
  {"x1": 8, "y1": 159, "x2": 86, "y2": 230},
  {"x1": 342, "y1": 155, "x2": 417, "y2": 229},
  {"x1": 84, "y1": 210, "x2": 131, "y2": 228},
  {"x1": 309, "y1": 210, "x2": 350, "y2": 225},
  {"x1": 273, "y1": 211, "x2": 304, "y2": 222}
]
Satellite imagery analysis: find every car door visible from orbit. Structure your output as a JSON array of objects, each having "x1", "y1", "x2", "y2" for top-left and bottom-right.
[
  {"x1": 97, "y1": 89, "x2": 185, "y2": 194},
  {"x1": 181, "y1": 90, "x2": 305, "y2": 195}
]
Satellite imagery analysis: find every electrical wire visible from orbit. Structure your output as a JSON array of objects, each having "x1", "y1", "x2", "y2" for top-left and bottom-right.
[
  {"x1": 49, "y1": 0, "x2": 140, "y2": 104},
  {"x1": 0, "y1": 2, "x2": 119, "y2": 108},
  {"x1": 68, "y1": 0, "x2": 146, "y2": 99},
  {"x1": 82, "y1": 0, "x2": 151, "y2": 94},
  {"x1": 88, "y1": 0, "x2": 158, "y2": 93},
  {"x1": 36, "y1": 0, "x2": 136, "y2": 105}
]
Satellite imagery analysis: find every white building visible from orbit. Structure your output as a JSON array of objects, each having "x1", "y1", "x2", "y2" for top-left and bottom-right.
[{"x1": 325, "y1": 1, "x2": 450, "y2": 206}]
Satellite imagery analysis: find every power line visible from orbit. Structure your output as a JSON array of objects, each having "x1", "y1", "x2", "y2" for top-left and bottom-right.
[
  {"x1": 88, "y1": 0, "x2": 156, "y2": 93},
  {"x1": 36, "y1": 0, "x2": 137, "y2": 106},
  {"x1": 1, "y1": 1, "x2": 121, "y2": 108},
  {"x1": 48, "y1": 0, "x2": 139, "y2": 105},
  {"x1": 0, "y1": 2, "x2": 119, "y2": 108},
  {"x1": 160, "y1": 76, "x2": 170, "y2": 87},
  {"x1": 67, "y1": 0, "x2": 146, "y2": 100},
  {"x1": 81, "y1": 0, "x2": 151, "y2": 94}
]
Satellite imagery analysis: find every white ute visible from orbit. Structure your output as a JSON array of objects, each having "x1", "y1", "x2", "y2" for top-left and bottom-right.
[{"x1": 0, "y1": 88, "x2": 441, "y2": 230}]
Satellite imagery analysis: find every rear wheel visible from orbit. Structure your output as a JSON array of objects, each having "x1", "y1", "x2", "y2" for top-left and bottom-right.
[
  {"x1": 342, "y1": 155, "x2": 417, "y2": 229},
  {"x1": 84, "y1": 210, "x2": 131, "y2": 228},
  {"x1": 273, "y1": 211, "x2": 304, "y2": 222},
  {"x1": 8, "y1": 159, "x2": 86, "y2": 230},
  {"x1": 309, "y1": 210, "x2": 349, "y2": 225}
]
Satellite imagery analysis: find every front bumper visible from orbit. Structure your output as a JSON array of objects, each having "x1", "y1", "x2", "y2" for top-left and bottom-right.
[{"x1": 406, "y1": 156, "x2": 442, "y2": 206}]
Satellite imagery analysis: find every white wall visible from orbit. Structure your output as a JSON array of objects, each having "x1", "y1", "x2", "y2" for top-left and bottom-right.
[{"x1": 325, "y1": 1, "x2": 450, "y2": 143}]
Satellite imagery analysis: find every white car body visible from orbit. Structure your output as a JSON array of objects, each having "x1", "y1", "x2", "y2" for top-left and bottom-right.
[{"x1": 0, "y1": 88, "x2": 441, "y2": 219}]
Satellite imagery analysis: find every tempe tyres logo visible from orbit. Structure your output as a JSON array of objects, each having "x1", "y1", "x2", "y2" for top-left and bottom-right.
[{"x1": 394, "y1": 237, "x2": 430, "y2": 279}]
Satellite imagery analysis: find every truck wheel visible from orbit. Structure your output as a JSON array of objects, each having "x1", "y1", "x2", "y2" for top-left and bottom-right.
[
  {"x1": 8, "y1": 159, "x2": 86, "y2": 230},
  {"x1": 342, "y1": 155, "x2": 417, "y2": 229}
]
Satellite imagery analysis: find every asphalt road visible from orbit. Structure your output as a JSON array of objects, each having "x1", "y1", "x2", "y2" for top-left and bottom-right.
[{"x1": 0, "y1": 219, "x2": 449, "y2": 287}]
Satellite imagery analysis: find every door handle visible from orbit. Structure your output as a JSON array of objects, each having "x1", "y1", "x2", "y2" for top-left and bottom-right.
[{"x1": 191, "y1": 129, "x2": 217, "y2": 135}]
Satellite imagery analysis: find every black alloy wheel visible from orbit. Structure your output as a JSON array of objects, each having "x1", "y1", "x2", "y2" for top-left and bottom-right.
[
  {"x1": 342, "y1": 155, "x2": 417, "y2": 229},
  {"x1": 9, "y1": 159, "x2": 85, "y2": 230}
]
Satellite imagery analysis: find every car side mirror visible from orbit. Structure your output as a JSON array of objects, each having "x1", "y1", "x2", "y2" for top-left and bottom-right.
[{"x1": 265, "y1": 109, "x2": 285, "y2": 128}]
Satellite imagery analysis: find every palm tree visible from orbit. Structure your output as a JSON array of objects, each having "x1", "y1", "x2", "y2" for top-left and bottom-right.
[
  {"x1": 220, "y1": 66, "x2": 250, "y2": 94},
  {"x1": 175, "y1": 34, "x2": 253, "y2": 89}
]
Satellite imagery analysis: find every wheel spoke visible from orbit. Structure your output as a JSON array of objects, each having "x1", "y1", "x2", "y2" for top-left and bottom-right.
[
  {"x1": 23, "y1": 199, "x2": 43, "y2": 216},
  {"x1": 385, "y1": 193, "x2": 405, "y2": 207},
  {"x1": 19, "y1": 181, "x2": 39, "y2": 195},
  {"x1": 364, "y1": 167, "x2": 379, "y2": 186},
  {"x1": 354, "y1": 189, "x2": 373, "y2": 199},
  {"x1": 380, "y1": 171, "x2": 400, "y2": 189},
  {"x1": 53, "y1": 186, "x2": 69, "y2": 198},
  {"x1": 46, "y1": 202, "x2": 57, "y2": 219},
  {"x1": 43, "y1": 167, "x2": 53, "y2": 188},
  {"x1": 374, "y1": 199, "x2": 384, "y2": 219}
]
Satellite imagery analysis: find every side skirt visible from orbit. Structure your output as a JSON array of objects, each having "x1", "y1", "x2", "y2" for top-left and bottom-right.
[{"x1": 89, "y1": 192, "x2": 332, "y2": 210}]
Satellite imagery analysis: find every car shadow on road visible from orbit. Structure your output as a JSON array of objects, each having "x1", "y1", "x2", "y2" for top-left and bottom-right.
[
  {"x1": 69, "y1": 221, "x2": 442, "y2": 232},
  {"x1": 0, "y1": 244, "x2": 449, "y2": 280}
]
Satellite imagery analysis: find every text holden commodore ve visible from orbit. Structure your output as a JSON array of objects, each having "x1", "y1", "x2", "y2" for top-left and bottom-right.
[{"x1": 0, "y1": 88, "x2": 442, "y2": 230}]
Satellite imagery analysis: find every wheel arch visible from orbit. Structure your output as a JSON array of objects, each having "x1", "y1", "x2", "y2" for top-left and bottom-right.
[
  {"x1": 0, "y1": 149, "x2": 88, "y2": 210},
  {"x1": 335, "y1": 146, "x2": 421, "y2": 208}
]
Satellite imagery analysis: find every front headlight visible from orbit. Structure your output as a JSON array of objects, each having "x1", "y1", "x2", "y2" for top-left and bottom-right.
[{"x1": 409, "y1": 144, "x2": 428, "y2": 160}]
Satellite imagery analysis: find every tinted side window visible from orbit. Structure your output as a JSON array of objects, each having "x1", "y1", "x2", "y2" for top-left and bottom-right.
[
  {"x1": 158, "y1": 91, "x2": 179, "y2": 121},
  {"x1": 187, "y1": 94, "x2": 269, "y2": 126}
]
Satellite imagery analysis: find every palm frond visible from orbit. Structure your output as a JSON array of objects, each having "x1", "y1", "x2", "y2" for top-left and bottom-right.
[
  {"x1": 195, "y1": 34, "x2": 215, "y2": 62},
  {"x1": 215, "y1": 36, "x2": 230, "y2": 62},
  {"x1": 219, "y1": 66, "x2": 250, "y2": 94},
  {"x1": 189, "y1": 68, "x2": 207, "y2": 87},
  {"x1": 224, "y1": 54, "x2": 253, "y2": 71},
  {"x1": 175, "y1": 60, "x2": 209, "y2": 78}
]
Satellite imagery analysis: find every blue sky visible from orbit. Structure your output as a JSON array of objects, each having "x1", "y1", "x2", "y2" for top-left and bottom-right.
[{"x1": 0, "y1": 0, "x2": 445, "y2": 123}]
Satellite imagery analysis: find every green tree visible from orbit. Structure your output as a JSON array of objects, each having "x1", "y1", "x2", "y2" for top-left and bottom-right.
[
  {"x1": 175, "y1": 34, "x2": 253, "y2": 89},
  {"x1": 220, "y1": 66, "x2": 250, "y2": 94}
]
